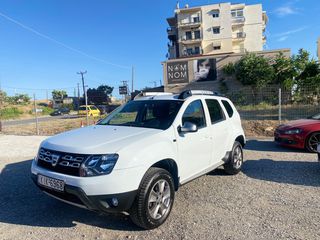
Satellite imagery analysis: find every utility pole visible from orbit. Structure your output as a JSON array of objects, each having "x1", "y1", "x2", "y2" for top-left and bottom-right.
[
  {"x1": 131, "y1": 66, "x2": 134, "y2": 94},
  {"x1": 77, "y1": 71, "x2": 88, "y2": 126},
  {"x1": 33, "y1": 93, "x2": 39, "y2": 135},
  {"x1": 77, "y1": 83, "x2": 80, "y2": 112}
]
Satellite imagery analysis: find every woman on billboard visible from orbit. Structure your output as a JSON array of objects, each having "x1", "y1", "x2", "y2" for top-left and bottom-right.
[{"x1": 194, "y1": 58, "x2": 217, "y2": 81}]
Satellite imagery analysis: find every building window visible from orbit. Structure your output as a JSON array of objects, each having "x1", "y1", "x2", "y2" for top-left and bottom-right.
[
  {"x1": 193, "y1": 16, "x2": 200, "y2": 23},
  {"x1": 194, "y1": 30, "x2": 201, "y2": 39},
  {"x1": 194, "y1": 46, "x2": 200, "y2": 54},
  {"x1": 231, "y1": 9, "x2": 244, "y2": 18},
  {"x1": 185, "y1": 31, "x2": 192, "y2": 40},
  {"x1": 213, "y1": 45, "x2": 221, "y2": 50},
  {"x1": 212, "y1": 27, "x2": 220, "y2": 34},
  {"x1": 212, "y1": 10, "x2": 219, "y2": 18},
  {"x1": 186, "y1": 48, "x2": 193, "y2": 55}
]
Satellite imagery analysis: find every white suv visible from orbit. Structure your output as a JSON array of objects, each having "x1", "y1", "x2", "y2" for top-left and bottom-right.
[{"x1": 31, "y1": 90, "x2": 246, "y2": 229}]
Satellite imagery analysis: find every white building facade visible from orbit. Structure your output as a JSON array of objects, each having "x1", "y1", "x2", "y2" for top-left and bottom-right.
[{"x1": 167, "y1": 2, "x2": 268, "y2": 59}]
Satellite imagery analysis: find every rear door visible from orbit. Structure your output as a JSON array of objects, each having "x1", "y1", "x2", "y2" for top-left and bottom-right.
[{"x1": 204, "y1": 99, "x2": 230, "y2": 164}]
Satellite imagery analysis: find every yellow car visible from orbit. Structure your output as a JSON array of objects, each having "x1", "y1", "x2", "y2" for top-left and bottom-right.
[{"x1": 78, "y1": 105, "x2": 100, "y2": 117}]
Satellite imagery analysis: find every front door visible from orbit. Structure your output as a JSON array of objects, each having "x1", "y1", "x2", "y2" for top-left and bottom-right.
[{"x1": 176, "y1": 100, "x2": 212, "y2": 182}]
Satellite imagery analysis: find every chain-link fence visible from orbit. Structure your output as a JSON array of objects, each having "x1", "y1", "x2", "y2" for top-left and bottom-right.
[
  {"x1": 224, "y1": 85, "x2": 320, "y2": 122},
  {"x1": 1, "y1": 84, "x2": 320, "y2": 136}
]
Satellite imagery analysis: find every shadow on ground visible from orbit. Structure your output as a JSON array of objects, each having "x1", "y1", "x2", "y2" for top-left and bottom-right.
[
  {"x1": 245, "y1": 139, "x2": 309, "y2": 153},
  {"x1": 0, "y1": 159, "x2": 140, "y2": 231},
  {"x1": 242, "y1": 159, "x2": 320, "y2": 187}
]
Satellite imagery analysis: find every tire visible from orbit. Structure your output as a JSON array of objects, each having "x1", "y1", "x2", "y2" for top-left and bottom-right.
[
  {"x1": 305, "y1": 132, "x2": 320, "y2": 153},
  {"x1": 130, "y1": 167, "x2": 175, "y2": 229},
  {"x1": 223, "y1": 141, "x2": 243, "y2": 175}
]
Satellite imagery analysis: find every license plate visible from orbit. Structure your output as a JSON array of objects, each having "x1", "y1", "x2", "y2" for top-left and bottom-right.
[{"x1": 37, "y1": 174, "x2": 65, "y2": 192}]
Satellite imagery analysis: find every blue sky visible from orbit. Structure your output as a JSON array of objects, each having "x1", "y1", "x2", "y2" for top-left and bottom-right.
[{"x1": 0, "y1": 0, "x2": 319, "y2": 99}]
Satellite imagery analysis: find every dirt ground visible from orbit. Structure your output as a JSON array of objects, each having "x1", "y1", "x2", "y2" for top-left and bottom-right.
[
  {"x1": 1, "y1": 118, "x2": 283, "y2": 137},
  {"x1": 0, "y1": 135, "x2": 319, "y2": 240}
]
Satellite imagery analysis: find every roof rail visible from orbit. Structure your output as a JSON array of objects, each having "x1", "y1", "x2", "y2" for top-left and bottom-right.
[
  {"x1": 134, "y1": 92, "x2": 173, "y2": 100},
  {"x1": 177, "y1": 90, "x2": 222, "y2": 99}
]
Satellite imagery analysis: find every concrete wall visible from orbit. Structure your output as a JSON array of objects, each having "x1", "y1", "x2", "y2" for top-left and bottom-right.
[{"x1": 162, "y1": 49, "x2": 291, "y2": 93}]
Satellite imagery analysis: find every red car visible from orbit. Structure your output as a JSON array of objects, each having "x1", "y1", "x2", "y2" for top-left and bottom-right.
[{"x1": 274, "y1": 113, "x2": 320, "y2": 152}]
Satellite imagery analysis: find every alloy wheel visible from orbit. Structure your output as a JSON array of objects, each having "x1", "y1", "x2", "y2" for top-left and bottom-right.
[{"x1": 148, "y1": 179, "x2": 171, "y2": 220}]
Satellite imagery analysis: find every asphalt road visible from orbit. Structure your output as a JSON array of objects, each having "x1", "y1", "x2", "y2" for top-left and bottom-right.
[
  {"x1": 2, "y1": 115, "x2": 79, "y2": 126},
  {"x1": 0, "y1": 135, "x2": 319, "y2": 240}
]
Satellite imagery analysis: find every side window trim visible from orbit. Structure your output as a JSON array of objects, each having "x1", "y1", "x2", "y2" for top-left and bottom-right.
[
  {"x1": 221, "y1": 99, "x2": 234, "y2": 118},
  {"x1": 205, "y1": 99, "x2": 226, "y2": 125},
  {"x1": 181, "y1": 99, "x2": 207, "y2": 129}
]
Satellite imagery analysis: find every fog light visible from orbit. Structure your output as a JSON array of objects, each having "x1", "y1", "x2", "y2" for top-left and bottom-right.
[{"x1": 111, "y1": 198, "x2": 118, "y2": 207}]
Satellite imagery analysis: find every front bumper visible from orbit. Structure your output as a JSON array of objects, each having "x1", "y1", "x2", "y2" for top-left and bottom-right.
[
  {"x1": 274, "y1": 132, "x2": 304, "y2": 149},
  {"x1": 31, "y1": 174, "x2": 137, "y2": 213}
]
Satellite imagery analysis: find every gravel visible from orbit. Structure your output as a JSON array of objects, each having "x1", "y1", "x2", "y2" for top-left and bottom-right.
[{"x1": 0, "y1": 135, "x2": 319, "y2": 240}]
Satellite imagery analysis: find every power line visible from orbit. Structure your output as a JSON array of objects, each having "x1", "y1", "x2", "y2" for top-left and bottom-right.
[
  {"x1": 0, "y1": 11, "x2": 132, "y2": 70},
  {"x1": 2, "y1": 85, "x2": 76, "y2": 91}
]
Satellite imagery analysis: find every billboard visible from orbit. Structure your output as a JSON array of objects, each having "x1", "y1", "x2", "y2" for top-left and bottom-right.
[
  {"x1": 193, "y1": 58, "x2": 217, "y2": 82},
  {"x1": 167, "y1": 61, "x2": 189, "y2": 84},
  {"x1": 119, "y1": 86, "x2": 128, "y2": 95}
]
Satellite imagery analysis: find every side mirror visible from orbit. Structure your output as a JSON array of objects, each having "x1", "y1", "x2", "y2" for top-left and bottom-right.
[{"x1": 178, "y1": 122, "x2": 198, "y2": 133}]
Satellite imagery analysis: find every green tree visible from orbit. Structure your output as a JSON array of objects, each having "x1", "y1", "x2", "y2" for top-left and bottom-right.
[
  {"x1": 52, "y1": 90, "x2": 67, "y2": 100},
  {"x1": 292, "y1": 48, "x2": 310, "y2": 76},
  {"x1": 222, "y1": 62, "x2": 235, "y2": 76},
  {"x1": 97, "y1": 85, "x2": 114, "y2": 96},
  {"x1": 271, "y1": 52, "x2": 296, "y2": 89},
  {"x1": 0, "y1": 90, "x2": 7, "y2": 104},
  {"x1": 87, "y1": 84, "x2": 113, "y2": 105},
  {"x1": 234, "y1": 53, "x2": 275, "y2": 88},
  {"x1": 6, "y1": 94, "x2": 31, "y2": 104}
]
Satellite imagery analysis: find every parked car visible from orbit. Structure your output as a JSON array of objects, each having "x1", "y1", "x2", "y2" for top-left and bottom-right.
[
  {"x1": 31, "y1": 90, "x2": 246, "y2": 229},
  {"x1": 274, "y1": 113, "x2": 320, "y2": 152},
  {"x1": 50, "y1": 107, "x2": 70, "y2": 116},
  {"x1": 78, "y1": 105, "x2": 100, "y2": 117}
]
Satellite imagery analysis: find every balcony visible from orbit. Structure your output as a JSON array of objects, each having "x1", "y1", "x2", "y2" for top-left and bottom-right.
[
  {"x1": 231, "y1": 17, "x2": 245, "y2": 26},
  {"x1": 182, "y1": 48, "x2": 203, "y2": 57},
  {"x1": 232, "y1": 32, "x2": 246, "y2": 41},
  {"x1": 180, "y1": 36, "x2": 202, "y2": 44},
  {"x1": 178, "y1": 19, "x2": 201, "y2": 28},
  {"x1": 167, "y1": 27, "x2": 177, "y2": 41}
]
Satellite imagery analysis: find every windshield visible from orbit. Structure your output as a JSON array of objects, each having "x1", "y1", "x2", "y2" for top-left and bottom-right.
[
  {"x1": 309, "y1": 113, "x2": 320, "y2": 120},
  {"x1": 79, "y1": 106, "x2": 87, "y2": 110},
  {"x1": 98, "y1": 100, "x2": 183, "y2": 130}
]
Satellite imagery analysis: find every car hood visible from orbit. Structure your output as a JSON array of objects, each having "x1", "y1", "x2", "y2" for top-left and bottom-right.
[
  {"x1": 277, "y1": 119, "x2": 320, "y2": 130},
  {"x1": 41, "y1": 125, "x2": 161, "y2": 154}
]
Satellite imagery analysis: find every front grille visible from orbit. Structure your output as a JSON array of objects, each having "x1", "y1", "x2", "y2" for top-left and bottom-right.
[{"x1": 37, "y1": 148, "x2": 89, "y2": 176}]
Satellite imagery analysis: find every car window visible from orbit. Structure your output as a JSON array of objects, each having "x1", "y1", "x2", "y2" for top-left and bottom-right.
[
  {"x1": 91, "y1": 106, "x2": 98, "y2": 110},
  {"x1": 182, "y1": 100, "x2": 206, "y2": 128},
  {"x1": 99, "y1": 100, "x2": 183, "y2": 130},
  {"x1": 221, "y1": 100, "x2": 234, "y2": 117},
  {"x1": 205, "y1": 99, "x2": 225, "y2": 124},
  {"x1": 79, "y1": 106, "x2": 86, "y2": 111}
]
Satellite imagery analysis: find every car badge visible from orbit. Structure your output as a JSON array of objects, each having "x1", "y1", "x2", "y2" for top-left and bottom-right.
[{"x1": 51, "y1": 154, "x2": 60, "y2": 167}]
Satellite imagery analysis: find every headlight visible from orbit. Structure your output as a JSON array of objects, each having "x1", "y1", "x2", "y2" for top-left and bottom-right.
[
  {"x1": 284, "y1": 128, "x2": 302, "y2": 134},
  {"x1": 79, "y1": 154, "x2": 119, "y2": 177}
]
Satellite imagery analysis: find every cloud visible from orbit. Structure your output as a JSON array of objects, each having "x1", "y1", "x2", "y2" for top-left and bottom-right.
[
  {"x1": 274, "y1": 26, "x2": 307, "y2": 42},
  {"x1": 274, "y1": 1, "x2": 302, "y2": 17},
  {"x1": 274, "y1": 6, "x2": 297, "y2": 17},
  {"x1": 277, "y1": 36, "x2": 289, "y2": 42},
  {"x1": 274, "y1": 27, "x2": 307, "y2": 37}
]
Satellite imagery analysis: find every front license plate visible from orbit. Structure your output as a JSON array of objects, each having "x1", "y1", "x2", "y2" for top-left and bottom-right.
[{"x1": 37, "y1": 174, "x2": 65, "y2": 192}]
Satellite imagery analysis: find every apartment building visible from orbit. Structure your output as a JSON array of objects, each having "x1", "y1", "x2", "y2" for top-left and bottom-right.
[{"x1": 167, "y1": 2, "x2": 267, "y2": 59}]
